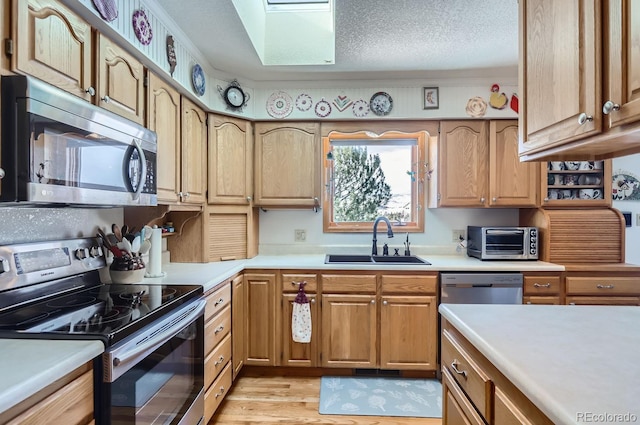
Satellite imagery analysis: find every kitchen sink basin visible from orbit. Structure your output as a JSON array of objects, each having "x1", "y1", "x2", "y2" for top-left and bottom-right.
[{"x1": 324, "y1": 254, "x2": 431, "y2": 265}]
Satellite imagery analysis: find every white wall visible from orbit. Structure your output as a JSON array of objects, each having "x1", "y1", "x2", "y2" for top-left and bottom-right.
[
  {"x1": 612, "y1": 153, "x2": 640, "y2": 265},
  {"x1": 258, "y1": 207, "x2": 519, "y2": 255}
]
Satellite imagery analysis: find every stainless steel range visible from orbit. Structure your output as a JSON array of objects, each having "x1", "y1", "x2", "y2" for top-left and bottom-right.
[{"x1": 0, "y1": 238, "x2": 205, "y2": 425}]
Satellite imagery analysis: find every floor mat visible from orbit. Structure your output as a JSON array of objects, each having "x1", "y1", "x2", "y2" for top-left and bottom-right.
[{"x1": 318, "y1": 376, "x2": 442, "y2": 418}]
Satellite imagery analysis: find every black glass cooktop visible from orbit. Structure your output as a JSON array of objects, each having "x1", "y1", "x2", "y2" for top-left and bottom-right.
[{"x1": 0, "y1": 283, "x2": 202, "y2": 346}]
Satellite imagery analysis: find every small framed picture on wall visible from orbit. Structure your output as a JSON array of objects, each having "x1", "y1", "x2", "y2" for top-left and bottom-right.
[{"x1": 423, "y1": 87, "x2": 439, "y2": 110}]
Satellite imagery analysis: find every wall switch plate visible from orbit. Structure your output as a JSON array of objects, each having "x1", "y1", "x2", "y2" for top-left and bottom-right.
[
  {"x1": 452, "y1": 229, "x2": 465, "y2": 242},
  {"x1": 294, "y1": 229, "x2": 307, "y2": 242}
]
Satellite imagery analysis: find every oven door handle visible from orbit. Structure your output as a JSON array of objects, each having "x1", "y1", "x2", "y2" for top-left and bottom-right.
[{"x1": 113, "y1": 299, "x2": 206, "y2": 368}]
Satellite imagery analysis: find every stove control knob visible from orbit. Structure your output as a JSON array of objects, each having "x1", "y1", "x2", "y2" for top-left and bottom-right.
[
  {"x1": 0, "y1": 258, "x2": 10, "y2": 274},
  {"x1": 90, "y1": 246, "x2": 103, "y2": 258},
  {"x1": 75, "y1": 248, "x2": 90, "y2": 260}
]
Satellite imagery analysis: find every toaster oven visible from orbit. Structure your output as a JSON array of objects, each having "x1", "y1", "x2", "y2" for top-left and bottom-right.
[{"x1": 467, "y1": 226, "x2": 539, "y2": 260}]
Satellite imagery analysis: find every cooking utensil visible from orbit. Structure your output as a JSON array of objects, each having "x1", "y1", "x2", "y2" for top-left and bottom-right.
[
  {"x1": 121, "y1": 225, "x2": 129, "y2": 238},
  {"x1": 142, "y1": 225, "x2": 153, "y2": 240},
  {"x1": 97, "y1": 229, "x2": 111, "y2": 249},
  {"x1": 131, "y1": 235, "x2": 141, "y2": 253},
  {"x1": 139, "y1": 239, "x2": 151, "y2": 255},
  {"x1": 112, "y1": 224, "x2": 122, "y2": 242}
]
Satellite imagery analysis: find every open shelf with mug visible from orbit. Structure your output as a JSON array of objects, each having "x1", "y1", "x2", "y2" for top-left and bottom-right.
[{"x1": 542, "y1": 160, "x2": 611, "y2": 207}]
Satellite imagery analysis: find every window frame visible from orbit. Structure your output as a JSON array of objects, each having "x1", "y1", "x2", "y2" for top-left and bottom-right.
[{"x1": 322, "y1": 130, "x2": 427, "y2": 233}]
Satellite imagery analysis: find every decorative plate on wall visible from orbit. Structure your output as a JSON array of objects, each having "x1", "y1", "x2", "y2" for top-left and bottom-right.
[
  {"x1": 295, "y1": 93, "x2": 313, "y2": 112},
  {"x1": 465, "y1": 96, "x2": 488, "y2": 118},
  {"x1": 166, "y1": 36, "x2": 177, "y2": 76},
  {"x1": 92, "y1": 0, "x2": 118, "y2": 22},
  {"x1": 132, "y1": 9, "x2": 153, "y2": 45},
  {"x1": 352, "y1": 99, "x2": 370, "y2": 117},
  {"x1": 369, "y1": 92, "x2": 393, "y2": 116},
  {"x1": 315, "y1": 99, "x2": 332, "y2": 118},
  {"x1": 191, "y1": 64, "x2": 206, "y2": 96},
  {"x1": 266, "y1": 91, "x2": 293, "y2": 118}
]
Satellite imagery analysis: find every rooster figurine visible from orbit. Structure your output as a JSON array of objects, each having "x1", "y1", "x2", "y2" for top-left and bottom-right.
[{"x1": 489, "y1": 84, "x2": 509, "y2": 110}]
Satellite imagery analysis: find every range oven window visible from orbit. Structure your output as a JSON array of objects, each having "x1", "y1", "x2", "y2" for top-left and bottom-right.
[
  {"x1": 29, "y1": 114, "x2": 156, "y2": 194},
  {"x1": 102, "y1": 317, "x2": 204, "y2": 425}
]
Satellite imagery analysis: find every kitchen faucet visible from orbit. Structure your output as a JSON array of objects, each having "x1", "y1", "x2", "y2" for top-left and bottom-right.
[{"x1": 372, "y1": 216, "x2": 394, "y2": 255}]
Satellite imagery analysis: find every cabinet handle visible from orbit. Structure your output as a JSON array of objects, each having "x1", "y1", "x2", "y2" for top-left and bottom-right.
[
  {"x1": 214, "y1": 325, "x2": 224, "y2": 334},
  {"x1": 602, "y1": 101, "x2": 620, "y2": 115},
  {"x1": 214, "y1": 355, "x2": 225, "y2": 366},
  {"x1": 382, "y1": 300, "x2": 388, "y2": 305},
  {"x1": 596, "y1": 284, "x2": 615, "y2": 289},
  {"x1": 310, "y1": 298, "x2": 316, "y2": 304},
  {"x1": 450, "y1": 360, "x2": 467, "y2": 378},
  {"x1": 577, "y1": 113, "x2": 593, "y2": 125},
  {"x1": 480, "y1": 197, "x2": 485, "y2": 204},
  {"x1": 533, "y1": 283, "x2": 551, "y2": 288},
  {"x1": 492, "y1": 197, "x2": 497, "y2": 202},
  {"x1": 0, "y1": 168, "x2": 4, "y2": 179},
  {"x1": 544, "y1": 197, "x2": 549, "y2": 202},
  {"x1": 214, "y1": 297, "x2": 225, "y2": 306},
  {"x1": 183, "y1": 192, "x2": 190, "y2": 198},
  {"x1": 215, "y1": 386, "x2": 225, "y2": 398},
  {"x1": 101, "y1": 95, "x2": 110, "y2": 103},
  {"x1": 85, "y1": 86, "x2": 95, "y2": 96},
  {"x1": 246, "y1": 196, "x2": 252, "y2": 202},
  {"x1": 370, "y1": 299, "x2": 375, "y2": 305}
]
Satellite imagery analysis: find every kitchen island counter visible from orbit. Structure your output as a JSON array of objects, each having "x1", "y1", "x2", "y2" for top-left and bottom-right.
[{"x1": 439, "y1": 304, "x2": 640, "y2": 424}]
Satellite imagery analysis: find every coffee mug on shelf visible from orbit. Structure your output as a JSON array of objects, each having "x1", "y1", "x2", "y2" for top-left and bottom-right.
[
  {"x1": 564, "y1": 161, "x2": 580, "y2": 170},
  {"x1": 553, "y1": 174, "x2": 564, "y2": 185},
  {"x1": 550, "y1": 161, "x2": 565, "y2": 170},
  {"x1": 547, "y1": 189, "x2": 561, "y2": 200},
  {"x1": 548, "y1": 174, "x2": 556, "y2": 185},
  {"x1": 578, "y1": 174, "x2": 602, "y2": 185},
  {"x1": 564, "y1": 174, "x2": 579, "y2": 185},
  {"x1": 579, "y1": 188, "x2": 603, "y2": 199},
  {"x1": 593, "y1": 161, "x2": 604, "y2": 169},
  {"x1": 578, "y1": 161, "x2": 595, "y2": 170},
  {"x1": 561, "y1": 189, "x2": 576, "y2": 199}
]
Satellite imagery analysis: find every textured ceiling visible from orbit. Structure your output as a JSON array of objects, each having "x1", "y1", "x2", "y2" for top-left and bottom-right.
[{"x1": 152, "y1": 0, "x2": 518, "y2": 82}]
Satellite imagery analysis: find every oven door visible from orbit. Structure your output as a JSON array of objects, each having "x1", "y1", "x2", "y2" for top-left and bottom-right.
[
  {"x1": 99, "y1": 298, "x2": 206, "y2": 425},
  {"x1": 483, "y1": 228, "x2": 527, "y2": 258}
]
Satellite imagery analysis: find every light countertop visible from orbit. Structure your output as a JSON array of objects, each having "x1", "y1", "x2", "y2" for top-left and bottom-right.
[
  {"x1": 0, "y1": 339, "x2": 104, "y2": 416},
  {"x1": 439, "y1": 304, "x2": 640, "y2": 425}
]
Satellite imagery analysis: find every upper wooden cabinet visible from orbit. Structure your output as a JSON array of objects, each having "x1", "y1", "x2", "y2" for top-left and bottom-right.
[
  {"x1": 147, "y1": 72, "x2": 181, "y2": 204},
  {"x1": 13, "y1": 0, "x2": 145, "y2": 124},
  {"x1": 519, "y1": 0, "x2": 640, "y2": 160},
  {"x1": 180, "y1": 97, "x2": 207, "y2": 205},
  {"x1": 208, "y1": 115, "x2": 253, "y2": 205},
  {"x1": 254, "y1": 122, "x2": 321, "y2": 208},
  {"x1": 430, "y1": 120, "x2": 538, "y2": 208}
]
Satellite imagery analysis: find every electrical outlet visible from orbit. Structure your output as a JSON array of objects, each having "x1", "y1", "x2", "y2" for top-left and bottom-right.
[
  {"x1": 452, "y1": 229, "x2": 465, "y2": 242},
  {"x1": 294, "y1": 229, "x2": 307, "y2": 242}
]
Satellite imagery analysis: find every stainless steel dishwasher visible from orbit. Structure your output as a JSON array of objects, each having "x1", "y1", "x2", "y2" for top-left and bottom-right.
[{"x1": 440, "y1": 273, "x2": 523, "y2": 304}]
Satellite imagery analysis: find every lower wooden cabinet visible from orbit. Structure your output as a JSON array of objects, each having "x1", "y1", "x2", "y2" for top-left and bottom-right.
[
  {"x1": 245, "y1": 272, "x2": 277, "y2": 366},
  {"x1": 565, "y1": 274, "x2": 640, "y2": 305},
  {"x1": 442, "y1": 367, "x2": 485, "y2": 425},
  {"x1": 2, "y1": 363, "x2": 94, "y2": 425},
  {"x1": 231, "y1": 274, "x2": 246, "y2": 379},
  {"x1": 281, "y1": 273, "x2": 319, "y2": 367},
  {"x1": 523, "y1": 273, "x2": 562, "y2": 305}
]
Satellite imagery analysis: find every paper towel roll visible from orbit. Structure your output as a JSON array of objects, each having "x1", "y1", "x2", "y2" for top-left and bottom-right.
[{"x1": 145, "y1": 226, "x2": 164, "y2": 277}]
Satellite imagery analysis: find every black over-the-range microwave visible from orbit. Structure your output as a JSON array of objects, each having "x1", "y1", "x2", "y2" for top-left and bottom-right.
[
  {"x1": 467, "y1": 226, "x2": 539, "y2": 260},
  {"x1": 0, "y1": 75, "x2": 157, "y2": 207}
]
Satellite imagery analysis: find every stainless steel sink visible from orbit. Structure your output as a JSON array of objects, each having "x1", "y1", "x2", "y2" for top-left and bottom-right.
[{"x1": 324, "y1": 254, "x2": 431, "y2": 265}]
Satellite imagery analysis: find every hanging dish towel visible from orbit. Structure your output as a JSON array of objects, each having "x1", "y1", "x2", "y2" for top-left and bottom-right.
[{"x1": 292, "y1": 281, "x2": 312, "y2": 343}]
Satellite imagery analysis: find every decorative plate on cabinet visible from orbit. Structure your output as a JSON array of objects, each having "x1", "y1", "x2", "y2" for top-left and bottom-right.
[
  {"x1": 132, "y1": 9, "x2": 153, "y2": 45},
  {"x1": 266, "y1": 91, "x2": 293, "y2": 118},
  {"x1": 191, "y1": 64, "x2": 206, "y2": 96},
  {"x1": 369, "y1": 92, "x2": 393, "y2": 116},
  {"x1": 217, "y1": 80, "x2": 250, "y2": 111},
  {"x1": 352, "y1": 99, "x2": 370, "y2": 117},
  {"x1": 92, "y1": 0, "x2": 118, "y2": 22},
  {"x1": 315, "y1": 99, "x2": 332, "y2": 117},
  {"x1": 166, "y1": 35, "x2": 177, "y2": 76}
]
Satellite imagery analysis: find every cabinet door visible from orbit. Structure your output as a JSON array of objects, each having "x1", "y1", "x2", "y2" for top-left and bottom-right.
[
  {"x1": 437, "y1": 121, "x2": 488, "y2": 207},
  {"x1": 603, "y1": 1, "x2": 640, "y2": 129},
  {"x1": 321, "y1": 294, "x2": 376, "y2": 368},
  {"x1": 208, "y1": 115, "x2": 253, "y2": 204},
  {"x1": 95, "y1": 34, "x2": 145, "y2": 124},
  {"x1": 489, "y1": 120, "x2": 538, "y2": 207},
  {"x1": 245, "y1": 273, "x2": 276, "y2": 366},
  {"x1": 380, "y1": 295, "x2": 437, "y2": 370},
  {"x1": 147, "y1": 72, "x2": 181, "y2": 204},
  {"x1": 180, "y1": 98, "x2": 207, "y2": 204},
  {"x1": 231, "y1": 274, "x2": 245, "y2": 379},
  {"x1": 14, "y1": 0, "x2": 93, "y2": 100},
  {"x1": 281, "y1": 293, "x2": 318, "y2": 367},
  {"x1": 442, "y1": 368, "x2": 485, "y2": 425},
  {"x1": 254, "y1": 122, "x2": 320, "y2": 207},
  {"x1": 519, "y1": 0, "x2": 601, "y2": 154}
]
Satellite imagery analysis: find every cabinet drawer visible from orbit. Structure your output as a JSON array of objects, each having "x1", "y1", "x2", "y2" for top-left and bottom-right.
[
  {"x1": 6, "y1": 369, "x2": 94, "y2": 425},
  {"x1": 282, "y1": 273, "x2": 318, "y2": 293},
  {"x1": 381, "y1": 274, "x2": 437, "y2": 294},
  {"x1": 566, "y1": 296, "x2": 639, "y2": 306},
  {"x1": 205, "y1": 304, "x2": 231, "y2": 355},
  {"x1": 441, "y1": 329, "x2": 492, "y2": 421},
  {"x1": 205, "y1": 283, "x2": 231, "y2": 321},
  {"x1": 523, "y1": 296, "x2": 560, "y2": 305},
  {"x1": 565, "y1": 276, "x2": 640, "y2": 296},
  {"x1": 322, "y1": 274, "x2": 376, "y2": 293},
  {"x1": 204, "y1": 362, "x2": 232, "y2": 423},
  {"x1": 205, "y1": 333, "x2": 232, "y2": 389},
  {"x1": 523, "y1": 275, "x2": 560, "y2": 295}
]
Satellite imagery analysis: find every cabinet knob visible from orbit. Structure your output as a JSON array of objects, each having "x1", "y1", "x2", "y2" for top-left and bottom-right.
[
  {"x1": 0, "y1": 167, "x2": 4, "y2": 179},
  {"x1": 577, "y1": 113, "x2": 594, "y2": 125},
  {"x1": 101, "y1": 95, "x2": 110, "y2": 103},
  {"x1": 480, "y1": 197, "x2": 486, "y2": 204},
  {"x1": 246, "y1": 196, "x2": 252, "y2": 202},
  {"x1": 310, "y1": 298, "x2": 316, "y2": 304},
  {"x1": 492, "y1": 197, "x2": 497, "y2": 202},
  {"x1": 370, "y1": 299, "x2": 375, "y2": 305},
  {"x1": 382, "y1": 300, "x2": 388, "y2": 306},
  {"x1": 602, "y1": 101, "x2": 620, "y2": 115},
  {"x1": 544, "y1": 197, "x2": 549, "y2": 202},
  {"x1": 85, "y1": 86, "x2": 96, "y2": 96}
]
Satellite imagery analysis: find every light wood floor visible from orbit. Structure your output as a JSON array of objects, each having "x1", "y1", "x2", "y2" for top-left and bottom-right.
[{"x1": 209, "y1": 375, "x2": 443, "y2": 425}]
